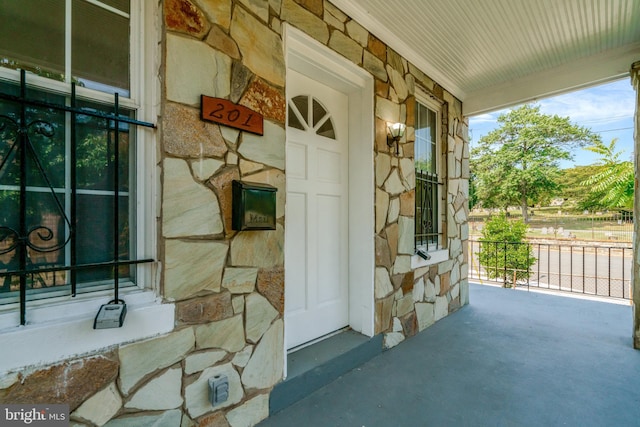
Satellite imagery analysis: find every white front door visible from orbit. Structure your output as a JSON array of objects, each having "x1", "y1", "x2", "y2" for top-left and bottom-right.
[{"x1": 285, "y1": 70, "x2": 349, "y2": 349}]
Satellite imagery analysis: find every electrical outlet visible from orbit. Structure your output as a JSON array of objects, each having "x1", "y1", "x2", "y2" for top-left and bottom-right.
[{"x1": 208, "y1": 374, "x2": 229, "y2": 406}]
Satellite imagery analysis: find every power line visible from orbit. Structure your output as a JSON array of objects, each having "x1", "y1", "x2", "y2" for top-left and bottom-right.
[
  {"x1": 596, "y1": 127, "x2": 634, "y2": 133},
  {"x1": 471, "y1": 126, "x2": 633, "y2": 134},
  {"x1": 470, "y1": 113, "x2": 633, "y2": 130},
  {"x1": 574, "y1": 115, "x2": 633, "y2": 124}
]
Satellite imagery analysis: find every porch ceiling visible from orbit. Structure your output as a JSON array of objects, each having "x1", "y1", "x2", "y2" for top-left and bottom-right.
[{"x1": 331, "y1": 0, "x2": 640, "y2": 116}]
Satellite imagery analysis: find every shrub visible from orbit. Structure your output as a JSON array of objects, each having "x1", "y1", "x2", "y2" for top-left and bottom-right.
[{"x1": 478, "y1": 213, "x2": 536, "y2": 287}]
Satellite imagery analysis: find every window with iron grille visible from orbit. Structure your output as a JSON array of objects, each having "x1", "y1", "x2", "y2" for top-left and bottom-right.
[
  {"x1": 0, "y1": 0, "x2": 154, "y2": 325},
  {"x1": 415, "y1": 98, "x2": 443, "y2": 250}
]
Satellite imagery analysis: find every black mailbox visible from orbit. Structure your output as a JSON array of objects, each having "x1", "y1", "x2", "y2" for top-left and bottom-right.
[{"x1": 232, "y1": 180, "x2": 277, "y2": 231}]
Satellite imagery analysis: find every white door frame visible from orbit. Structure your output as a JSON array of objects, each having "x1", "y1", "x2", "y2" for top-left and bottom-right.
[{"x1": 284, "y1": 24, "x2": 375, "y2": 357}]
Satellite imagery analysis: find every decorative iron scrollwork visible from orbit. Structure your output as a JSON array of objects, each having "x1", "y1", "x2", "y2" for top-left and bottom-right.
[
  {"x1": 0, "y1": 225, "x2": 68, "y2": 255},
  {"x1": 0, "y1": 113, "x2": 71, "y2": 258},
  {"x1": 0, "y1": 70, "x2": 156, "y2": 325}
]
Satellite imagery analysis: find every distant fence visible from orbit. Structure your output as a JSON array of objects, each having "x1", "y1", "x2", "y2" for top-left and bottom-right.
[
  {"x1": 469, "y1": 211, "x2": 633, "y2": 242},
  {"x1": 469, "y1": 240, "x2": 632, "y2": 300}
]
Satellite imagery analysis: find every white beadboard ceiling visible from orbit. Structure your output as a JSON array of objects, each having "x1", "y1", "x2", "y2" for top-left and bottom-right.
[{"x1": 331, "y1": 0, "x2": 640, "y2": 115}]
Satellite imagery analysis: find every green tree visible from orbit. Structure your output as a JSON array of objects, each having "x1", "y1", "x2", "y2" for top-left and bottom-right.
[
  {"x1": 559, "y1": 165, "x2": 609, "y2": 211},
  {"x1": 581, "y1": 138, "x2": 633, "y2": 209},
  {"x1": 469, "y1": 170, "x2": 479, "y2": 210},
  {"x1": 471, "y1": 104, "x2": 601, "y2": 222},
  {"x1": 477, "y1": 213, "x2": 536, "y2": 287}
]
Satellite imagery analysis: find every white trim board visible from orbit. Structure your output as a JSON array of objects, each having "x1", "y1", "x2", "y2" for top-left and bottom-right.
[{"x1": 0, "y1": 291, "x2": 174, "y2": 375}]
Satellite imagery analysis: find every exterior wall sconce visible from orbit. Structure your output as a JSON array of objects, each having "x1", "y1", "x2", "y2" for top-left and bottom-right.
[{"x1": 387, "y1": 122, "x2": 406, "y2": 155}]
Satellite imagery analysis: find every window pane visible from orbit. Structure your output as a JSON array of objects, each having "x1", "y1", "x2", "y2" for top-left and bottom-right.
[
  {"x1": 73, "y1": 0, "x2": 130, "y2": 94},
  {"x1": 26, "y1": 191, "x2": 66, "y2": 269},
  {"x1": 0, "y1": 99, "x2": 21, "y2": 188},
  {"x1": 0, "y1": 83, "x2": 66, "y2": 188},
  {"x1": 287, "y1": 106, "x2": 305, "y2": 130},
  {"x1": 0, "y1": 191, "x2": 69, "y2": 296},
  {"x1": 316, "y1": 117, "x2": 336, "y2": 139},
  {"x1": 0, "y1": 0, "x2": 65, "y2": 80},
  {"x1": 312, "y1": 98, "x2": 327, "y2": 127},
  {"x1": 415, "y1": 103, "x2": 435, "y2": 174},
  {"x1": 75, "y1": 122, "x2": 112, "y2": 191},
  {"x1": 0, "y1": 82, "x2": 68, "y2": 297},
  {"x1": 76, "y1": 193, "x2": 131, "y2": 282},
  {"x1": 415, "y1": 100, "x2": 439, "y2": 248},
  {"x1": 0, "y1": 89, "x2": 64, "y2": 193},
  {"x1": 428, "y1": 109, "x2": 436, "y2": 145},
  {"x1": 0, "y1": 189, "x2": 19, "y2": 293},
  {"x1": 0, "y1": 78, "x2": 137, "y2": 301},
  {"x1": 292, "y1": 96, "x2": 309, "y2": 126},
  {"x1": 428, "y1": 109, "x2": 436, "y2": 172},
  {"x1": 416, "y1": 170, "x2": 438, "y2": 247},
  {"x1": 75, "y1": 101, "x2": 133, "y2": 192},
  {"x1": 26, "y1": 107, "x2": 66, "y2": 189}
]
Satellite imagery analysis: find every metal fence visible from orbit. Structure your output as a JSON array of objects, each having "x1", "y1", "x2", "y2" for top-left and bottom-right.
[
  {"x1": 469, "y1": 211, "x2": 633, "y2": 242},
  {"x1": 468, "y1": 240, "x2": 633, "y2": 300}
]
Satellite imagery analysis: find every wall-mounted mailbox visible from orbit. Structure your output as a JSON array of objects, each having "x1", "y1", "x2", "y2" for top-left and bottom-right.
[{"x1": 232, "y1": 180, "x2": 277, "y2": 231}]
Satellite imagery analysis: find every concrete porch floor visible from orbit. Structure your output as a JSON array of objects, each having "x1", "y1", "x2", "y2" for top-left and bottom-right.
[{"x1": 259, "y1": 284, "x2": 640, "y2": 426}]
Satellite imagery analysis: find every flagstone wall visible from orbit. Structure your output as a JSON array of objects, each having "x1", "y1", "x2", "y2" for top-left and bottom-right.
[{"x1": 0, "y1": 1, "x2": 469, "y2": 425}]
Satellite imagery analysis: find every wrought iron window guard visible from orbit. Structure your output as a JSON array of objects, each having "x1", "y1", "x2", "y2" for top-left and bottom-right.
[
  {"x1": 415, "y1": 169, "x2": 442, "y2": 248},
  {"x1": 0, "y1": 70, "x2": 155, "y2": 325}
]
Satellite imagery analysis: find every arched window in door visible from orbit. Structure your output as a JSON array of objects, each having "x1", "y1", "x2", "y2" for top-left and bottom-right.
[{"x1": 287, "y1": 95, "x2": 336, "y2": 140}]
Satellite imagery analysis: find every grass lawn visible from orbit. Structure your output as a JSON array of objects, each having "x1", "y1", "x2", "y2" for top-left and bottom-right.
[{"x1": 469, "y1": 207, "x2": 632, "y2": 242}]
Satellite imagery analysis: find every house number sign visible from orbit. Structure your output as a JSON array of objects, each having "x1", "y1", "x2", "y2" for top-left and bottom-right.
[{"x1": 201, "y1": 95, "x2": 264, "y2": 135}]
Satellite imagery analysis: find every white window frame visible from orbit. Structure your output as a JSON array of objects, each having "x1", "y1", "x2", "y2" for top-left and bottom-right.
[
  {"x1": 0, "y1": 1, "x2": 169, "y2": 375},
  {"x1": 412, "y1": 91, "x2": 447, "y2": 268}
]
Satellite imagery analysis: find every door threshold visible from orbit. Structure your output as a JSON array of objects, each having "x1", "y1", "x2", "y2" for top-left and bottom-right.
[
  {"x1": 270, "y1": 329, "x2": 382, "y2": 415},
  {"x1": 287, "y1": 327, "x2": 351, "y2": 354}
]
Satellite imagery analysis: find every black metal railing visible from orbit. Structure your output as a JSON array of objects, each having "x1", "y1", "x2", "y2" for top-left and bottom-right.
[
  {"x1": 415, "y1": 169, "x2": 441, "y2": 247},
  {"x1": 0, "y1": 70, "x2": 155, "y2": 324},
  {"x1": 469, "y1": 240, "x2": 632, "y2": 300}
]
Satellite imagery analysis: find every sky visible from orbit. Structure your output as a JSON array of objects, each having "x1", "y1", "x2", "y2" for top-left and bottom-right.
[{"x1": 468, "y1": 79, "x2": 636, "y2": 169}]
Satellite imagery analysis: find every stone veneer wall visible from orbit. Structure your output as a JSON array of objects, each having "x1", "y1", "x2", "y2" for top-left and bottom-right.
[
  {"x1": 0, "y1": 0, "x2": 469, "y2": 426},
  {"x1": 373, "y1": 56, "x2": 470, "y2": 349}
]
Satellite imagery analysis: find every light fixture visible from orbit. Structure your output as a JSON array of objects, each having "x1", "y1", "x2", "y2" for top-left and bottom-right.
[{"x1": 387, "y1": 122, "x2": 406, "y2": 155}]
